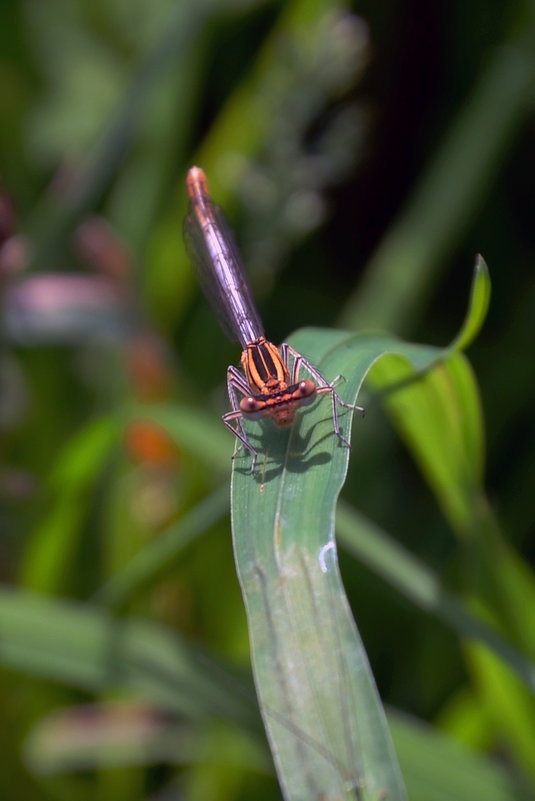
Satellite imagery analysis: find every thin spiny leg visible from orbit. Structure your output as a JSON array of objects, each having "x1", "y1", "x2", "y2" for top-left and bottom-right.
[
  {"x1": 225, "y1": 366, "x2": 258, "y2": 471},
  {"x1": 282, "y1": 342, "x2": 303, "y2": 385},
  {"x1": 284, "y1": 345, "x2": 363, "y2": 400},
  {"x1": 222, "y1": 408, "x2": 258, "y2": 472},
  {"x1": 226, "y1": 366, "x2": 250, "y2": 438},
  {"x1": 282, "y1": 343, "x2": 364, "y2": 424}
]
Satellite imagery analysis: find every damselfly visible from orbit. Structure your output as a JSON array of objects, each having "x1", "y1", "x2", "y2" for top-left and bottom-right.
[{"x1": 184, "y1": 166, "x2": 362, "y2": 472}]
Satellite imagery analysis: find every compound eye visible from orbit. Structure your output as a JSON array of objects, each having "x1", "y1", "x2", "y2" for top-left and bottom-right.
[
  {"x1": 240, "y1": 396, "x2": 263, "y2": 419},
  {"x1": 240, "y1": 396, "x2": 257, "y2": 412},
  {"x1": 298, "y1": 379, "x2": 317, "y2": 405}
]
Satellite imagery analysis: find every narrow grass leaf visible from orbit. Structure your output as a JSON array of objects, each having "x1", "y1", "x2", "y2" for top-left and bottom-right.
[
  {"x1": 389, "y1": 710, "x2": 524, "y2": 801},
  {"x1": 95, "y1": 483, "x2": 230, "y2": 609},
  {"x1": 0, "y1": 586, "x2": 259, "y2": 732}
]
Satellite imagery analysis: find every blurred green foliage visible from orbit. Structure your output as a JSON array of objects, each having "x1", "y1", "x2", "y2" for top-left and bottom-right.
[{"x1": 1, "y1": 0, "x2": 534, "y2": 799}]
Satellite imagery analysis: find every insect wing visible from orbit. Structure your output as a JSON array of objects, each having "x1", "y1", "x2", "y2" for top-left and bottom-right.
[{"x1": 184, "y1": 191, "x2": 264, "y2": 347}]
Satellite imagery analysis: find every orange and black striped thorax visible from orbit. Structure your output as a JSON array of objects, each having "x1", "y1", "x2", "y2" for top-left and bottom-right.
[{"x1": 241, "y1": 336, "x2": 290, "y2": 395}]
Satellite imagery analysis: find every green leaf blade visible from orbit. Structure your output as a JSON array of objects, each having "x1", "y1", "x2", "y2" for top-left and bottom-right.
[
  {"x1": 230, "y1": 275, "x2": 490, "y2": 800},
  {"x1": 231, "y1": 330, "x2": 414, "y2": 801}
]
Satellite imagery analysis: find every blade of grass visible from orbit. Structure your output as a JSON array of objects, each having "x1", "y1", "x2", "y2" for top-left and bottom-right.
[
  {"x1": 230, "y1": 262, "x2": 493, "y2": 801},
  {"x1": 0, "y1": 585, "x2": 259, "y2": 733},
  {"x1": 335, "y1": 502, "x2": 535, "y2": 696},
  {"x1": 95, "y1": 483, "x2": 230, "y2": 609},
  {"x1": 467, "y1": 639, "x2": 535, "y2": 784},
  {"x1": 339, "y1": 20, "x2": 535, "y2": 334},
  {"x1": 20, "y1": 416, "x2": 120, "y2": 593},
  {"x1": 231, "y1": 330, "x2": 411, "y2": 801},
  {"x1": 368, "y1": 256, "x2": 489, "y2": 535},
  {"x1": 0, "y1": 586, "x2": 522, "y2": 799},
  {"x1": 388, "y1": 709, "x2": 525, "y2": 801},
  {"x1": 449, "y1": 255, "x2": 491, "y2": 351}
]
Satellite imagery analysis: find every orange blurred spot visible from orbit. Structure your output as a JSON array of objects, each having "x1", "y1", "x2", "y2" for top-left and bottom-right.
[{"x1": 124, "y1": 421, "x2": 178, "y2": 467}]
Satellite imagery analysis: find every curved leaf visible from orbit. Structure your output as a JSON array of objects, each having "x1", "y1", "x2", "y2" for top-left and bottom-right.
[{"x1": 231, "y1": 262, "x2": 491, "y2": 801}]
